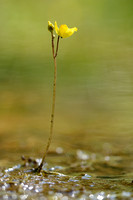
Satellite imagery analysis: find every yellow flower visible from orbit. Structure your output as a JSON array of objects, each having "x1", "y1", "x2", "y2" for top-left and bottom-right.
[
  {"x1": 55, "y1": 21, "x2": 78, "y2": 38},
  {"x1": 48, "y1": 21, "x2": 54, "y2": 33}
]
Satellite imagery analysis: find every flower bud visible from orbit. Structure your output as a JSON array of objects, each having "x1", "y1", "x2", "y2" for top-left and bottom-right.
[{"x1": 48, "y1": 21, "x2": 54, "y2": 33}]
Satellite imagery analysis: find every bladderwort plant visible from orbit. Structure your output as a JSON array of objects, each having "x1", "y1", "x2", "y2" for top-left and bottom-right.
[{"x1": 36, "y1": 21, "x2": 77, "y2": 172}]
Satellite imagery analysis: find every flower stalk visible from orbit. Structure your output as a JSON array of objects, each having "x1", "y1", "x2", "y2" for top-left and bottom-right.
[
  {"x1": 36, "y1": 32, "x2": 60, "y2": 173},
  {"x1": 35, "y1": 21, "x2": 77, "y2": 173}
]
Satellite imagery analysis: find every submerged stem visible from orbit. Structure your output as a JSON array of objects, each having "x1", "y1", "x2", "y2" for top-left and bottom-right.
[{"x1": 36, "y1": 34, "x2": 59, "y2": 173}]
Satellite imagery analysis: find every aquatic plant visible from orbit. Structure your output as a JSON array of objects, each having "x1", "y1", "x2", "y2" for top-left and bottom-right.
[{"x1": 36, "y1": 21, "x2": 77, "y2": 172}]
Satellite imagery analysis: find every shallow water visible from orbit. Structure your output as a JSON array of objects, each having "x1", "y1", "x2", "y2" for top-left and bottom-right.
[
  {"x1": 0, "y1": 67, "x2": 133, "y2": 199},
  {"x1": 1, "y1": 113, "x2": 133, "y2": 200},
  {"x1": 1, "y1": 147, "x2": 133, "y2": 200}
]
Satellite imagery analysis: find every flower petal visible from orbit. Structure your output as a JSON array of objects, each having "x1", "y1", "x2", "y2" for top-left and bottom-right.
[
  {"x1": 64, "y1": 27, "x2": 78, "y2": 38},
  {"x1": 58, "y1": 24, "x2": 69, "y2": 38},
  {"x1": 55, "y1": 21, "x2": 59, "y2": 35},
  {"x1": 54, "y1": 22, "x2": 78, "y2": 38}
]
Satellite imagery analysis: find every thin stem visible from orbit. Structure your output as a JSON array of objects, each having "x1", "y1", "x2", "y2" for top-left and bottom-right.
[
  {"x1": 54, "y1": 36, "x2": 60, "y2": 58},
  {"x1": 52, "y1": 33, "x2": 55, "y2": 58},
  {"x1": 36, "y1": 34, "x2": 59, "y2": 173}
]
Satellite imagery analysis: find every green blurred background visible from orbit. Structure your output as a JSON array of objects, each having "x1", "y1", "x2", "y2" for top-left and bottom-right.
[{"x1": 0, "y1": 0, "x2": 133, "y2": 165}]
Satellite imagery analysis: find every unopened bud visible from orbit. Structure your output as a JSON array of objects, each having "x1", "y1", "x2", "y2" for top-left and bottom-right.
[{"x1": 48, "y1": 21, "x2": 54, "y2": 33}]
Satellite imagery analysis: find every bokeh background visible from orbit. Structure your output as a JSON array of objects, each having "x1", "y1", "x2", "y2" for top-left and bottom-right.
[{"x1": 0, "y1": 0, "x2": 133, "y2": 166}]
